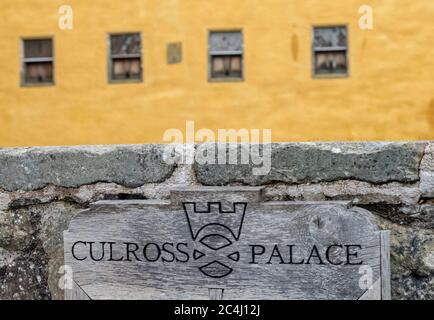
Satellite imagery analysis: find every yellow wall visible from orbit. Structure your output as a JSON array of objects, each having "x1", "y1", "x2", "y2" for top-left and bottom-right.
[{"x1": 0, "y1": 0, "x2": 433, "y2": 146}]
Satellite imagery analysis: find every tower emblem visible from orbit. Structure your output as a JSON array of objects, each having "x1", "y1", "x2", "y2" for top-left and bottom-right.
[{"x1": 182, "y1": 202, "x2": 247, "y2": 278}]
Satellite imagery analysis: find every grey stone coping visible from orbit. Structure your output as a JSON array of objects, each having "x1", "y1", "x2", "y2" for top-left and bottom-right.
[
  {"x1": 194, "y1": 142, "x2": 428, "y2": 185},
  {"x1": 0, "y1": 142, "x2": 430, "y2": 191},
  {"x1": 0, "y1": 145, "x2": 175, "y2": 192}
]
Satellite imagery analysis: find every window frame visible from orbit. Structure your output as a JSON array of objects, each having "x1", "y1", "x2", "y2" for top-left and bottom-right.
[
  {"x1": 20, "y1": 36, "x2": 55, "y2": 87},
  {"x1": 311, "y1": 25, "x2": 349, "y2": 79},
  {"x1": 208, "y1": 29, "x2": 244, "y2": 82},
  {"x1": 107, "y1": 32, "x2": 143, "y2": 84}
]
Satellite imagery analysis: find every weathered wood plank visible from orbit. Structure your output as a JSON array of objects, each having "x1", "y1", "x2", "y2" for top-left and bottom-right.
[
  {"x1": 380, "y1": 231, "x2": 391, "y2": 300},
  {"x1": 358, "y1": 279, "x2": 381, "y2": 300},
  {"x1": 64, "y1": 187, "x2": 389, "y2": 300},
  {"x1": 65, "y1": 280, "x2": 91, "y2": 300},
  {"x1": 209, "y1": 288, "x2": 224, "y2": 300}
]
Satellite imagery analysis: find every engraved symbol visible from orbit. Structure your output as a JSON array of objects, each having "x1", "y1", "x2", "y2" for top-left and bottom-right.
[{"x1": 182, "y1": 202, "x2": 247, "y2": 278}]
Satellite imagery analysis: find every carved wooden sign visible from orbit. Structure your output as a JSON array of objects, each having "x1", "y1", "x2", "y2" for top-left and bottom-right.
[{"x1": 64, "y1": 187, "x2": 390, "y2": 300}]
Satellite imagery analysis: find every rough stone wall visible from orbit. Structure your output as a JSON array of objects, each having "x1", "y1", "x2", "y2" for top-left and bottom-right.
[{"x1": 0, "y1": 142, "x2": 433, "y2": 300}]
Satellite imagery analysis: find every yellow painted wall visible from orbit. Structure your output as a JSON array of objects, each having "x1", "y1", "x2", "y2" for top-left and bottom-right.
[{"x1": 0, "y1": 0, "x2": 433, "y2": 146}]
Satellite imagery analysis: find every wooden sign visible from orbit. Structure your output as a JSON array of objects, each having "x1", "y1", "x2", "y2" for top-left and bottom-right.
[{"x1": 64, "y1": 187, "x2": 390, "y2": 300}]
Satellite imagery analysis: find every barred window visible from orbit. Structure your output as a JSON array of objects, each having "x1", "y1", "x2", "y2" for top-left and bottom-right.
[
  {"x1": 22, "y1": 39, "x2": 54, "y2": 85},
  {"x1": 209, "y1": 31, "x2": 243, "y2": 81},
  {"x1": 109, "y1": 33, "x2": 142, "y2": 82},
  {"x1": 313, "y1": 26, "x2": 348, "y2": 76}
]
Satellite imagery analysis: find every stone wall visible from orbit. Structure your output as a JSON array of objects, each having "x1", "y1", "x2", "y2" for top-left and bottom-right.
[{"x1": 0, "y1": 142, "x2": 433, "y2": 300}]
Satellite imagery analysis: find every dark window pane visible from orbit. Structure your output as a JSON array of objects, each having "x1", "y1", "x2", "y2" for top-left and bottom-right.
[
  {"x1": 314, "y1": 26, "x2": 347, "y2": 48},
  {"x1": 24, "y1": 62, "x2": 53, "y2": 83},
  {"x1": 112, "y1": 58, "x2": 141, "y2": 80},
  {"x1": 211, "y1": 55, "x2": 242, "y2": 78},
  {"x1": 209, "y1": 31, "x2": 243, "y2": 52},
  {"x1": 24, "y1": 39, "x2": 53, "y2": 58},
  {"x1": 314, "y1": 51, "x2": 347, "y2": 75},
  {"x1": 110, "y1": 34, "x2": 141, "y2": 55}
]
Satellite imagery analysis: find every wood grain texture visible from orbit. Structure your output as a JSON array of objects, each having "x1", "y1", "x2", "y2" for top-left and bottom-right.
[
  {"x1": 358, "y1": 231, "x2": 390, "y2": 300},
  {"x1": 64, "y1": 187, "x2": 390, "y2": 300},
  {"x1": 380, "y1": 231, "x2": 391, "y2": 300},
  {"x1": 209, "y1": 288, "x2": 224, "y2": 300},
  {"x1": 65, "y1": 280, "x2": 91, "y2": 300},
  {"x1": 359, "y1": 279, "x2": 381, "y2": 300}
]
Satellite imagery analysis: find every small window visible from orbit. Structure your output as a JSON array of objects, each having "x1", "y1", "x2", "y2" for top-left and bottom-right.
[
  {"x1": 209, "y1": 31, "x2": 243, "y2": 81},
  {"x1": 22, "y1": 38, "x2": 54, "y2": 85},
  {"x1": 109, "y1": 33, "x2": 142, "y2": 82},
  {"x1": 313, "y1": 26, "x2": 348, "y2": 76}
]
